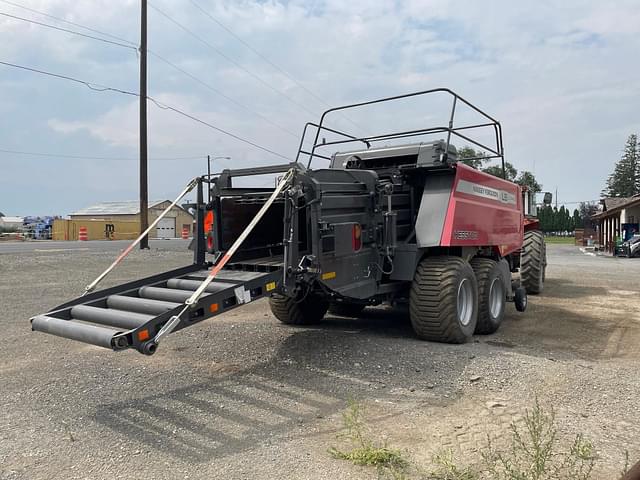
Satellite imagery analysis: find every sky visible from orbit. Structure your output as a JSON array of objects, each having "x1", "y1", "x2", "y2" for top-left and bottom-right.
[{"x1": 1, "y1": 0, "x2": 640, "y2": 216}]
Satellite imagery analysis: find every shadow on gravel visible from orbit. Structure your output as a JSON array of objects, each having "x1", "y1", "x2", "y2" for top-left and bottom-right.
[
  {"x1": 538, "y1": 278, "x2": 609, "y2": 299},
  {"x1": 94, "y1": 321, "x2": 467, "y2": 463},
  {"x1": 320, "y1": 306, "x2": 413, "y2": 336},
  {"x1": 497, "y1": 301, "x2": 640, "y2": 361}
]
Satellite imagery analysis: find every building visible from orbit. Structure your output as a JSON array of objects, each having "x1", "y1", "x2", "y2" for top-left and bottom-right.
[
  {"x1": 592, "y1": 195, "x2": 640, "y2": 252},
  {"x1": 0, "y1": 215, "x2": 24, "y2": 230},
  {"x1": 68, "y1": 200, "x2": 193, "y2": 239}
]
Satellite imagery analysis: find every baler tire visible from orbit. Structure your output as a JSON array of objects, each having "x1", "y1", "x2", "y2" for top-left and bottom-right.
[
  {"x1": 410, "y1": 256, "x2": 478, "y2": 344},
  {"x1": 328, "y1": 302, "x2": 366, "y2": 317},
  {"x1": 269, "y1": 292, "x2": 328, "y2": 325},
  {"x1": 470, "y1": 258, "x2": 506, "y2": 334},
  {"x1": 521, "y1": 230, "x2": 546, "y2": 295}
]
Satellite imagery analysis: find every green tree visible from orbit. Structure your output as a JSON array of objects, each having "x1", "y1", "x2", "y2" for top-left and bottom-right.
[
  {"x1": 458, "y1": 148, "x2": 542, "y2": 190},
  {"x1": 538, "y1": 205, "x2": 553, "y2": 232},
  {"x1": 483, "y1": 162, "x2": 518, "y2": 182},
  {"x1": 516, "y1": 171, "x2": 542, "y2": 192},
  {"x1": 572, "y1": 208, "x2": 582, "y2": 229},
  {"x1": 602, "y1": 134, "x2": 639, "y2": 197},
  {"x1": 551, "y1": 206, "x2": 560, "y2": 232},
  {"x1": 457, "y1": 146, "x2": 488, "y2": 170},
  {"x1": 579, "y1": 202, "x2": 599, "y2": 229}
]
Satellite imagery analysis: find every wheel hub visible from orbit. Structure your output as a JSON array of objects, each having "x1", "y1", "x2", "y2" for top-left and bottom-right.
[
  {"x1": 489, "y1": 277, "x2": 504, "y2": 319},
  {"x1": 457, "y1": 278, "x2": 474, "y2": 326}
]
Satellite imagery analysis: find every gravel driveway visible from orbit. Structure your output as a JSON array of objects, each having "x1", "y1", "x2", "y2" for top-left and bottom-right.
[{"x1": 1, "y1": 244, "x2": 638, "y2": 479}]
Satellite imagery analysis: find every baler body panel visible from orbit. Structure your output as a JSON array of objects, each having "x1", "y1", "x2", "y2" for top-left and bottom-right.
[
  {"x1": 292, "y1": 168, "x2": 380, "y2": 299},
  {"x1": 439, "y1": 163, "x2": 523, "y2": 256}
]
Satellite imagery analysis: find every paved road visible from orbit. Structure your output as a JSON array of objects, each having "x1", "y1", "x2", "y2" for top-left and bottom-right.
[{"x1": 0, "y1": 238, "x2": 190, "y2": 254}]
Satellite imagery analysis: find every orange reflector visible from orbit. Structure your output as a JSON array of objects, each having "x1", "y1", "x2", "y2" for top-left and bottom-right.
[
  {"x1": 209, "y1": 303, "x2": 219, "y2": 313},
  {"x1": 265, "y1": 282, "x2": 276, "y2": 292},
  {"x1": 137, "y1": 329, "x2": 150, "y2": 341}
]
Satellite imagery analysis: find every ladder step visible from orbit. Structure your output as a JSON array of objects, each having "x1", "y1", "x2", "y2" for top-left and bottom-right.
[
  {"x1": 31, "y1": 315, "x2": 121, "y2": 349},
  {"x1": 70, "y1": 305, "x2": 153, "y2": 330},
  {"x1": 138, "y1": 286, "x2": 198, "y2": 303},
  {"x1": 166, "y1": 278, "x2": 230, "y2": 293},
  {"x1": 107, "y1": 295, "x2": 180, "y2": 315}
]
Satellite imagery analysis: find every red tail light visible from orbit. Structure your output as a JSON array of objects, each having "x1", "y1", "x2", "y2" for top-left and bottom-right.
[
  {"x1": 204, "y1": 210, "x2": 214, "y2": 234},
  {"x1": 205, "y1": 210, "x2": 215, "y2": 252},
  {"x1": 352, "y1": 223, "x2": 362, "y2": 251}
]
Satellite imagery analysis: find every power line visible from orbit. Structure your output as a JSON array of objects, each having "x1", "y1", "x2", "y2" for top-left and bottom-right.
[
  {"x1": 149, "y1": 50, "x2": 298, "y2": 138},
  {"x1": 556, "y1": 200, "x2": 601, "y2": 205},
  {"x1": 0, "y1": 60, "x2": 293, "y2": 161},
  {"x1": 2, "y1": 0, "x2": 363, "y2": 135},
  {"x1": 0, "y1": 148, "x2": 205, "y2": 162},
  {"x1": 148, "y1": 97, "x2": 291, "y2": 161},
  {"x1": 0, "y1": 0, "x2": 137, "y2": 46},
  {"x1": 0, "y1": 61, "x2": 139, "y2": 95},
  {"x1": 189, "y1": 0, "x2": 323, "y2": 105},
  {"x1": 0, "y1": 12, "x2": 137, "y2": 51},
  {"x1": 0, "y1": 3, "x2": 297, "y2": 139},
  {"x1": 188, "y1": 0, "x2": 366, "y2": 134},
  {"x1": 148, "y1": 1, "x2": 319, "y2": 119}
]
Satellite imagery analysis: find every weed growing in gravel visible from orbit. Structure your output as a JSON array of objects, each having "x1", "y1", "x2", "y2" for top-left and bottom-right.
[
  {"x1": 429, "y1": 450, "x2": 479, "y2": 480},
  {"x1": 329, "y1": 399, "x2": 410, "y2": 479},
  {"x1": 481, "y1": 398, "x2": 596, "y2": 480},
  {"x1": 330, "y1": 399, "x2": 601, "y2": 480}
]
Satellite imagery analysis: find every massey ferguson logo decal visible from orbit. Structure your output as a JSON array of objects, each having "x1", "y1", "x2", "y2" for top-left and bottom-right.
[{"x1": 456, "y1": 180, "x2": 516, "y2": 205}]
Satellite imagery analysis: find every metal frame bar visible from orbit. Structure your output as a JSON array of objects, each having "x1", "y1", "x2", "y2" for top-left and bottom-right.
[{"x1": 297, "y1": 88, "x2": 505, "y2": 178}]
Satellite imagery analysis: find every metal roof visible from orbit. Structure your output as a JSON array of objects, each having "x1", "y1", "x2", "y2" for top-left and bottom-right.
[
  {"x1": 593, "y1": 194, "x2": 640, "y2": 219},
  {"x1": 603, "y1": 197, "x2": 632, "y2": 211},
  {"x1": 70, "y1": 200, "x2": 167, "y2": 216},
  {"x1": 0, "y1": 216, "x2": 23, "y2": 223}
]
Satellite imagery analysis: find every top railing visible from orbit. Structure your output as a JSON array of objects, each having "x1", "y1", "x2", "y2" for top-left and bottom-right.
[{"x1": 295, "y1": 88, "x2": 505, "y2": 176}]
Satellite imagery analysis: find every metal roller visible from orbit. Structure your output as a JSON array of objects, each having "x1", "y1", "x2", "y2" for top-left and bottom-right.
[
  {"x1": 107, "y1": 295, "x2": 180, "y2": 315},
  {"x1": 70, "y1": 305, "x2": 152, "y2": 330},
  {"x1": 31, "y1": 315, "x2": 121, "y2": 349},
  {"x1": 166, "y1": 279, "x2": 230, "y2": 293},
  {"x1": 186, "y1": 270, "x2": 263, "y2": 281},
  {"x1": 138, "y1": 286, "x2": 196, "y2": 303}
]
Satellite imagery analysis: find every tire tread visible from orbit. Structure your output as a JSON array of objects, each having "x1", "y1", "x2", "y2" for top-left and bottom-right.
[
  {"x1": 409, "y1": 256, "x2": 477, "y2": 343},
  {"x1": 521, "y1": 230, "x2": 546, "y2": 294}
]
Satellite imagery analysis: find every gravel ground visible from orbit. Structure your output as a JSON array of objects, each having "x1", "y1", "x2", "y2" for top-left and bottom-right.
[{"x1": 0, "y1": 244, "x2": 639, "y2": 479}]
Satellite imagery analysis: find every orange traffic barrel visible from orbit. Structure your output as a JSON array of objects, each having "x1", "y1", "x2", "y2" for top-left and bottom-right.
[
  {"x1": 78, "y1": 226, "x2": 88, "y2": 241},
  {"x1": 181, "y1": 226, "x2": 189, "y2": 239}
]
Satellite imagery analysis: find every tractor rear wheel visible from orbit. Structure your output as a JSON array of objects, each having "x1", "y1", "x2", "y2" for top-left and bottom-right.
[
  {"x1": 521, "y1": 230, "x2": 546, "y2": 294},
  {"x1": 269, "y1": 292, "x2": 328, "y2": 325},
  {"x1": 328, "y1": 302, "x2": 366, "y2": 317},
  {"x1": 410, "y1": 256, "x2": 478, "y2": 343},
  {"x1": 470, "y1": 258, "x2": 506, "y2": 334}
]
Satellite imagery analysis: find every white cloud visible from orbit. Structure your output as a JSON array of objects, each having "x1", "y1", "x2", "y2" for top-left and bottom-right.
[{"x1": 2, "y1": 0, "x2": 640, "y2": 213}]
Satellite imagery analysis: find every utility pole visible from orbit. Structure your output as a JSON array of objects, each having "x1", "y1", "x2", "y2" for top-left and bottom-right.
[
  {"x1": 555, "y1": 187, "x2": 558, "y2": 209},
  {"x1": 139, "y1": 0, "x2": 149, "y2": 249}
]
